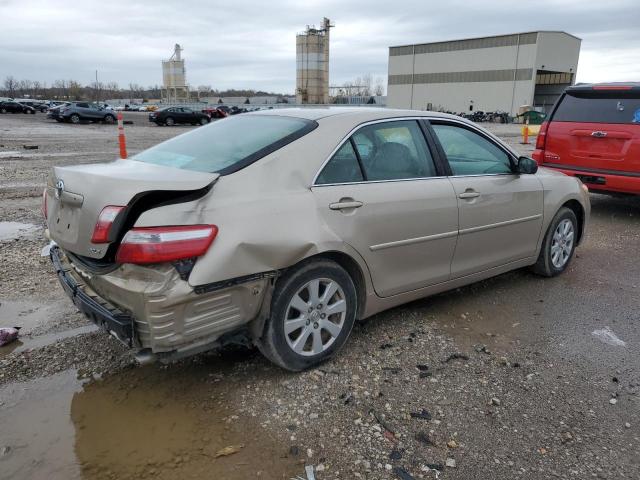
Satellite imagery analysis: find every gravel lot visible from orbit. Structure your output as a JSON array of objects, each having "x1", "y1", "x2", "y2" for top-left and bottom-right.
[{"x1": 0, "y1": 112, "x2": 638, "y2": 480}]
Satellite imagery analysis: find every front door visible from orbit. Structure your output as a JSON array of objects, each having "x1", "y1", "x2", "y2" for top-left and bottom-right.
[
  {"x1": 312, "y1": 119, "x2": 459, "y2": 297},
  {"x1": 430, "y1": 121, "x2": 544, "y2": 278}
]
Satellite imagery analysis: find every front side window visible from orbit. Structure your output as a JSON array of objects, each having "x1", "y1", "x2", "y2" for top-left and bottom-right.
[
  {"x1": 133, "y1": 115, "x2": 316, "y2": 174},
  {"x1": 431, "y1": 124, "x2": 512, "y2": 176}
]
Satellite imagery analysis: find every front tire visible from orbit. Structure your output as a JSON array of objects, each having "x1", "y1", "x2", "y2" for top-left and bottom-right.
[
  {"x1": 164, "y1": 116, "x2": 175, "y2": 126},
  {"x1": 199, "y1": 117, "x2": 209, "y2": 125},
  {"x1": 532, "y1": 207, "x2": 578, "y2": 277},
  {"x1": 258, "y1": 260, "x2": 357, "y2": 371},
  {"x1": 69, "y1": 113, "x2": 80, "y2": 124},
  {"x1": 103, "y1": 114, "x2": 115, "y2": 124}
]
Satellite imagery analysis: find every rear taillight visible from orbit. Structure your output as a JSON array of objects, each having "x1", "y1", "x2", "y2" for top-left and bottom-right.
[
  {"x1": 593, "y1": 85, "x2": 632, "y2": 90},
  {"x1": 41, "y1": 188, "x2": 48, "y2": 219},
  {"x1": 115, "y1": 225, "x2": 218, "y2": 265},
  {"x1": 91, "y1": 206, "x2": 126, "y2": 243},
  {"x1": 535, "y1": 121, "x2": 548, "y2": 150}
]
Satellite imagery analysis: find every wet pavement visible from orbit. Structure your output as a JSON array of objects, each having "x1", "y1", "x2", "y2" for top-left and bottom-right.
[{"x1": 0, "y1": 359, "x2": 303, "y2": 480}]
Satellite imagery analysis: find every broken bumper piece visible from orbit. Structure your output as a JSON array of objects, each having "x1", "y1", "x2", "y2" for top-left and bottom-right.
[{"x1": 50, "y1": 245, "x2": 135, "y2": 347}]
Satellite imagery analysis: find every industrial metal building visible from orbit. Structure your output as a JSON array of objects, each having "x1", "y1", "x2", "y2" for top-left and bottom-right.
[{"x1": 387, "y1": 31, "x2": 581, "y2": 115}]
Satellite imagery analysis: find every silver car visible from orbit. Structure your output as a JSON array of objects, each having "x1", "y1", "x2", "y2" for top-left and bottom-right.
[{"x1": 44, "y1": 108, "x2": 590, "y2": 370}]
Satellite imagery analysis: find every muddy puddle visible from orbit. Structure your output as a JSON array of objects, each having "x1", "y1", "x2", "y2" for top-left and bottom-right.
[
  {"x1": 0, "y1": 299, "x2": 93, "y2": 357},
  {"x1": 0, "y1": 222, "x2": 39, "y2": 241},
  {"x1": 0, "y1": 361, "x2": 303, "y2": 480}
]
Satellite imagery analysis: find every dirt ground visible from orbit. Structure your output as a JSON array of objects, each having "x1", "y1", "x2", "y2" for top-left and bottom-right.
[{"x1": 0, "y1": 111, "x2": 638, "y2": 480}]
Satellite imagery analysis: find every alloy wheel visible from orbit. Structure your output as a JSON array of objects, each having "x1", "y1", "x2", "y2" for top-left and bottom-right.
[
  {"x1": 284, "y1": 278, "x2": 347, "y2": 356},
  {"x1": 550, "y1": 218, "x2": 574, "y2": 268}
]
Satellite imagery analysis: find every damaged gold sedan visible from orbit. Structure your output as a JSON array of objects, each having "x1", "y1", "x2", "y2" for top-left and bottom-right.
[{"x1": 44, "y1": 108, "x2": 590, "y2": 370}]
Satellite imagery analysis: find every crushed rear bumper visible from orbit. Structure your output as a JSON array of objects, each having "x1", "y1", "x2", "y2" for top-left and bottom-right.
[
  {"x1": 51, "y1": 246, "x2": 135, "y2": 346},
  {"x1": 50, "y1": 246, "x2": 270, "y2": 361}
]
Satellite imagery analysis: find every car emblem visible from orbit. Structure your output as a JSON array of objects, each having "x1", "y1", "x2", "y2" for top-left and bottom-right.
[{"x1": 55, "y1": 179, "x2": 64, "y2": 199}]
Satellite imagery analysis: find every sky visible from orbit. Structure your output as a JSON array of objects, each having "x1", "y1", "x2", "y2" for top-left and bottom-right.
[{"x1": 0, "y1": 0, "x2": 638, "y2": 94}]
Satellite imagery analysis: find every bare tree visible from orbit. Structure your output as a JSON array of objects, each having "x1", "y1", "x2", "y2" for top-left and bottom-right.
[
  {"x1": 374, "y1": 76, "x2": 385, "y2": 96},
  {"x1": 3, "y1": 76, "x2": 18, "y2": 97}
]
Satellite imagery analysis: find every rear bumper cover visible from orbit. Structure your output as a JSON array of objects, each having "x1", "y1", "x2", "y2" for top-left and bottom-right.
[
  {"x1": 51, "y1": 246, "x2": 135, "y2": 346},
  {"x1": 50, "y1": 246, "x2": 270, "y2": 360}
]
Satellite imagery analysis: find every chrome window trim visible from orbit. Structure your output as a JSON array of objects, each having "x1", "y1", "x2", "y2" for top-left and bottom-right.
[{"x1": 311, "y1": 115, "x2": 520, "y2": 187}]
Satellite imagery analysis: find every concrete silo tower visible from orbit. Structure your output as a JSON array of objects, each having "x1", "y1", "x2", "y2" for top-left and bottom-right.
[
  {"x1": 162, "y1": 44, "x2": 189, "y2": 103},
  {"x1": 296, "y1": 18, "x2": 333, "y2": 104}
]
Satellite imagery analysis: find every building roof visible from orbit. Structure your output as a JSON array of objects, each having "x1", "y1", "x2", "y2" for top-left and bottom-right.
[{"x1": 389, "y1": 31, "x2": 581, "y2": 50}]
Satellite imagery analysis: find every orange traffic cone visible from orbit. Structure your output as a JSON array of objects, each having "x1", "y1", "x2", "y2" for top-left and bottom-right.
[{"x1": 117, "y1": 112, "x2": 128, "y2": 159}]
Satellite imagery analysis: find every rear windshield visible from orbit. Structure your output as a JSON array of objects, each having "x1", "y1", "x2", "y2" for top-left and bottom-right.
[
  {"x1": 554, "y1": 93, "x2": 640, "y2": 124},
  {"x1": 133, "y1": 115, "x2": 317, "y2": 174}
]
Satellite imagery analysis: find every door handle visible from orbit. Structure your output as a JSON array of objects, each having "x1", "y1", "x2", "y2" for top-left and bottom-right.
[
  {"x1": 458, "y1": 190, "x2": 480, "y2": 199},
  {"x1": 591, "y1": 131, "x2": 607, "y2": 138},
  {"x1": 329, "y1": 200, "x2": 363, "y2": 210}
]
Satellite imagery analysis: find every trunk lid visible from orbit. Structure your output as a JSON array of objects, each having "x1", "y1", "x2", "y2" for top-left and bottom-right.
[
  {"x1": 46, "y1": 159, "x2": 218, "y2": 259},
  {"x1": 543, "y1": 89, "x2": 640, "y2": 174}
]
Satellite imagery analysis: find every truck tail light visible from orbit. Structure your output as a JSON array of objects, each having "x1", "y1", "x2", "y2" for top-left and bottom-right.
[
  {"x1": 91, "y1": 206, "x2": 126, "y2": 243},
  {"x1": 115, "y1": 225, "x2": 218, "y2": 265},
  {"x1": 532, "y1": 121, "x2": 549, "y2": 164},
  {"x1": 41, "y1": 188, "x2": 48, "y2": 219}
]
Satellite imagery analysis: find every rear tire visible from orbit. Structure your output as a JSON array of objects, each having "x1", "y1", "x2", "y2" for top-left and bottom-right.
[
  {"x1": 199, "y1": 117, "x2": 209, "y2": 125},
  {"x1": 257, "y1": 260, "x2": 357, "y2": 371},
  {"x1": 0, "y1": 108, "x2": 6, "y2": 114},
  {"x1": 532, "y1": 207, "x2": 578, "y2": 277},
  {"x1": 103, "y1": 114, "x2": 115, "y2": 124},
  {"x1": 164, "y1": 116, "x2": 175, "y2": 126}
]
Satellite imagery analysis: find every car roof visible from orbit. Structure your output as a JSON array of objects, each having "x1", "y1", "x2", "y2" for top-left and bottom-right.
[{"x1": 247, "y1": 107, "x2": 463, "y2": 122}]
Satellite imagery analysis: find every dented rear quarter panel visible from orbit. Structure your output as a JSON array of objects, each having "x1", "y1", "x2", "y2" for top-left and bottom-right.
[{"x1": 134, "y1": 115, "x2": 377, "y2": 295}]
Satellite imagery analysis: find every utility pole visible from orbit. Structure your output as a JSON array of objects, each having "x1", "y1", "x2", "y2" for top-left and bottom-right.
[{"x1": 95, "y1": 70, "x2": 99, "y2": 103}]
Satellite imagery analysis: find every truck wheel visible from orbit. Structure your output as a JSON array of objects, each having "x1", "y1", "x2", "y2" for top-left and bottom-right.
[{"x1": 257, "y1": 259, "x2": 357, "y2": 371}]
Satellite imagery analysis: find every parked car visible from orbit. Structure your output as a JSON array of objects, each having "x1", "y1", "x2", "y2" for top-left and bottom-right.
[
  {"x1": 19, "y1": 101, "x2": 48, "y2": 112},
  {"x1": 44, "y1": 108, "x2": 590, "y2": 371},
  {"x1": 0, "y1": 101, "x2": 36, "y2": 114},
  {"x1": 46, "y1": 102, "x2": 71, "y2": 121},
  {"x1": 149, "y1": 106, "x2": 210, "y2": 126},
  {"x1": 230, "y1": 106, "x2": 248, "y2": 115},
  {"x1": 47, "y1": 102, "x2": 117, "y2": 124},
  {"x1": 533, "y1": 83, "x2": 640, "y2": 195},
  {"x1": 202, "y1": 106, "x2": 228, "y2": 118}
]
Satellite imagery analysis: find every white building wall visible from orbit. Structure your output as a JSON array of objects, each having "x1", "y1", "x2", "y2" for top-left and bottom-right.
[
  {"x1": 535, "y1": 32, "x2": 581, "y2": 75},
  {"x1": 387, "y1": 32, "x2": 580, "y2": 115}
]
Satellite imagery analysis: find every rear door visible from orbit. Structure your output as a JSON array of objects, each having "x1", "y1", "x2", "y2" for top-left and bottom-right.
[
  {"x1": 544, "y1": 90, "x2": 640, "y2": 175},
  {"x1": 430, "y1": 121, "x2": 543, "y2": 278},
  {"x1": 312, "y1": 119, "x2": 458, "y2": 297}
]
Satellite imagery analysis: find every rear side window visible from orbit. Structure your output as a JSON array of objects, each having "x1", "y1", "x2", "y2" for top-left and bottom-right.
[
  {"x1": 315, "y1": 141, "x2": 364, "y2": 185},
  {"x1": 133, "y1": 115, "x2": 317, "y2": 174},
  {"x1": 554, "y1": 94, "x2": 640, "y2": 124}
]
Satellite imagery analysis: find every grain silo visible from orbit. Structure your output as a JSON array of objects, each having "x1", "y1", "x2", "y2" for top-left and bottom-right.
[
  {"x1": 161, "y1": 44, "x2": 189, "y2": 102},
  {"x1": 296, "y1": 18, "x2": 333, "y2": 104}
]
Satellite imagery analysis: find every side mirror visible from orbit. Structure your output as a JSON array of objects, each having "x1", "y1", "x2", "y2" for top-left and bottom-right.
[{"x1": 517, "y1": 156, "x2": 538, "y2": 174}]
